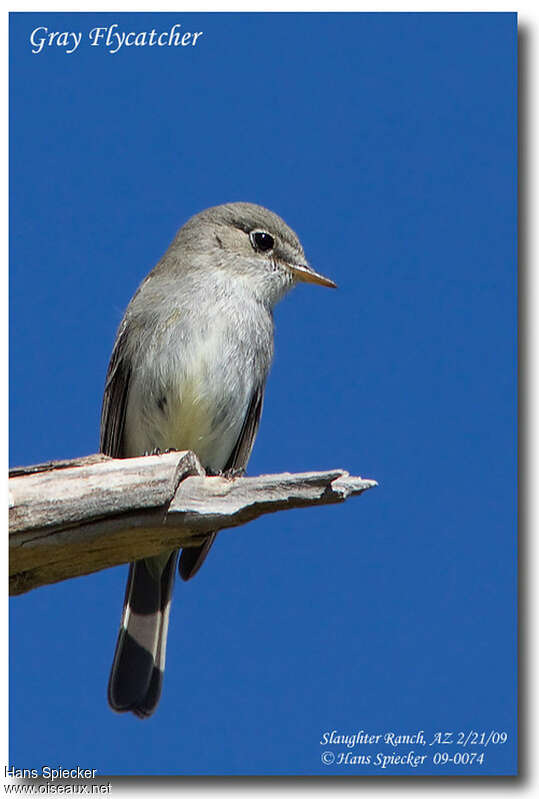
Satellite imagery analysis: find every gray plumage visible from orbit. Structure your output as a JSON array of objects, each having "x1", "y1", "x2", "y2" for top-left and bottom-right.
[{"x1": 100, "y1": 202, "x2": 335, "y2": 718}]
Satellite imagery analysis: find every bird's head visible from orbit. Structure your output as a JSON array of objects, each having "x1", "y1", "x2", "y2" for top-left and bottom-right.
[{"x1": 174, "y1": 202, "x2": 336, "y2": 306}]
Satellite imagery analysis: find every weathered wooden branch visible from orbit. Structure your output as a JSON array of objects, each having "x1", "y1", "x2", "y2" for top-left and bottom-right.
[{"x1": 9, "y1": 451, "x2": 377, "y2": 596}]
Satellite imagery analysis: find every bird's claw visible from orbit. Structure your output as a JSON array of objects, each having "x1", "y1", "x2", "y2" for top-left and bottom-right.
[
  {"x1": 144, "y1": 447, "x2": 179, "y2": 456},
  {"x1": 205, "y1": 466, "x2": 245, "y2": 480}
]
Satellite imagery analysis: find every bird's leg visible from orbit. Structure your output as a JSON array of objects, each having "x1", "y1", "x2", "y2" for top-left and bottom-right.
[
  {"x1": 223, "y1": 467, "x2": 246, "y2": 480},
  {"x1": 205, "y1": 466, "x2": 245, "y2": 480},
  {"x1": 144, "y1": 447, "x2": 180, "y2": 456}
]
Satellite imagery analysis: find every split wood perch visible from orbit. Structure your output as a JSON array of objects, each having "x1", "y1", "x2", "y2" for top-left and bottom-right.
[{"x1": 9, "y1": 451, "x2": 377, "y2": 596}]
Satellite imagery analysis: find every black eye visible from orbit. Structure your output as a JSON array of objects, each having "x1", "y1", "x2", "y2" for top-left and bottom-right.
[{"x1": 250, "y1": 230, "x2": 275, "y2": 253}]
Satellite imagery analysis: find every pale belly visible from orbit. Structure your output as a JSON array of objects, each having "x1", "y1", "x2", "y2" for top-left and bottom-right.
[
  {"x1": 122, "y1": 325, "x2": 259, "y2": 471},
  {"x1": 143, "y1": 377, "x2": 247, "y2": 470}
]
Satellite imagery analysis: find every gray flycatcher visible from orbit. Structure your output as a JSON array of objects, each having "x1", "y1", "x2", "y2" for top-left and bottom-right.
[{"x1": 100, "y1": 202, "x2": 336, "y2": 718}]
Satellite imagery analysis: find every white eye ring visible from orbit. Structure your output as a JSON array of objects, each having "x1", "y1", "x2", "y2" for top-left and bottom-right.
[{"x1": 250, "y1": 230, "x2": 275, "y2": 253}]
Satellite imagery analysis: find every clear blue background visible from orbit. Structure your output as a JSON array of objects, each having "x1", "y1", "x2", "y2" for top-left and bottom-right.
[{"x1": 9, "y1": 12, "x2": 517, "y2": 776}]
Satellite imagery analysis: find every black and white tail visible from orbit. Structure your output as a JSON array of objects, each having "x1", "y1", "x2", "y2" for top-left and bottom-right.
[{"x1": 108, "y1": 552, "x2": 178, "y2": 719}]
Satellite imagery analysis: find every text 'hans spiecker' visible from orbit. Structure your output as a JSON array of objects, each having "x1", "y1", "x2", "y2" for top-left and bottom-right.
[{"x1": 29, "y1": 24, "x2": 203, "y2": 55}]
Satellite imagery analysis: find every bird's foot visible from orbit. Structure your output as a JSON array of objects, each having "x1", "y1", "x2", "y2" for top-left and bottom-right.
[
  {"x1": 223, "y1": 467, "x2": 246, "y2": 480},
  {"x1": 205, "y1": 466, "x2": 245, "y2": 480},
  {"x1": 144, "y1": 447, "x2": 179, "y2": 456}
]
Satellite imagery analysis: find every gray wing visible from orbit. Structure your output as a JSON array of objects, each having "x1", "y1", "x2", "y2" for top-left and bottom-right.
[
  {"x1": 224, "y1": 384, "x2": 265, "y2": 472},
  {"x1": 177, "y1": 384, "x2": 265, "y2": 581},
  {"x1": 103, "y1": 322, "x2": 174, "y2": 719},
  {"x1": 100, "y1": 323, "x2": 131, "y2": 459}
]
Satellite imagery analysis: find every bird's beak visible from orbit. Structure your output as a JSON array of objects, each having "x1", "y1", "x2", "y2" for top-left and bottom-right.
[{"x1": 288, "y1": 263, "x2": 337, "y2": 288}]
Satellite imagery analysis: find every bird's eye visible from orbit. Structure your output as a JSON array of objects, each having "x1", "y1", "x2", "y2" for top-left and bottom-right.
[{"x1": 250, "y1": 230, "x2": 275, "y2": 253}]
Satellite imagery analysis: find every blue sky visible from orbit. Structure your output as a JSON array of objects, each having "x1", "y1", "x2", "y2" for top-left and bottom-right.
[{"x1": 9, "y1": 12, "x2": 516, "y2": 776}]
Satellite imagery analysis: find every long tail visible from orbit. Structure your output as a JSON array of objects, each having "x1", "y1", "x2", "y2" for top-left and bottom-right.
[{"x1": 108, "y1": 551, "x2": 178, "y2": 718}]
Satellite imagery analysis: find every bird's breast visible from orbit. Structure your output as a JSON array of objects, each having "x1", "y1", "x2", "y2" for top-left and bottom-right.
[{"x1": 123, "y1": 297, "x2": 273, "y2": 471}]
